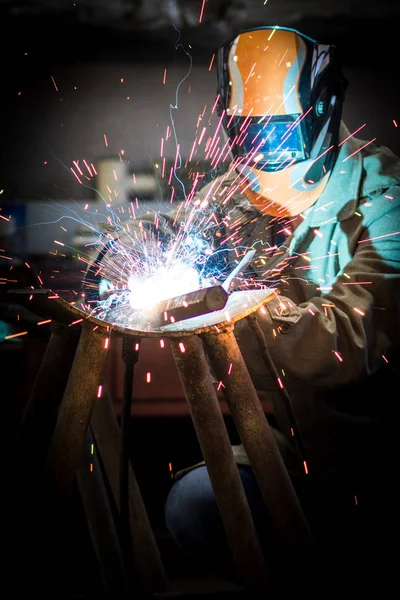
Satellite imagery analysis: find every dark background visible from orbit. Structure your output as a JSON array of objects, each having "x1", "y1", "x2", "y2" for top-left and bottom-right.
[
  {"x1": 1, "y1": 1, "x2": 399, "y2": 202},
  {"x1": 1, "y1": 1, "x2": 399, "y2": 595}
]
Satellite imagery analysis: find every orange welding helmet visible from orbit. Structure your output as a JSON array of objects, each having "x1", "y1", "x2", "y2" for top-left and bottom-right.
[{"x1": 216, "y1": 26, "x2": 348, "y2": 216}]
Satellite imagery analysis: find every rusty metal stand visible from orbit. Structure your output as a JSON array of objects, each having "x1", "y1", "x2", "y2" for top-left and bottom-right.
[{"x1": 9, "y1": 288, "x2": 314, "y2": 597}]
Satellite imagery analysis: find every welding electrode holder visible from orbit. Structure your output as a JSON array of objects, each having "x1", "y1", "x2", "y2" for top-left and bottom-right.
[{"x1": 153, "y1": 284, "x2": 229, "y2": 328}]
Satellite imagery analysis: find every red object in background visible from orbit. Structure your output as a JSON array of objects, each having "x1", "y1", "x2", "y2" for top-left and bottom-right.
[{"x1": 104, "y1": 336, "x2": 272, "y2": 417}]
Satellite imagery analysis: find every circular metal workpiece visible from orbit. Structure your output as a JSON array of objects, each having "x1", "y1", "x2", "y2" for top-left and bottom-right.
[{"x1": 7, "y1": 286, "x2": 278, "y2": 338}]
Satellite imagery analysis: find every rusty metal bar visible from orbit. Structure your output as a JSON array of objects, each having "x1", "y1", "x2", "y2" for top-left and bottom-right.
[
  {"x1": 76, "y1": 427, "x2": 126, "y2": 596},
  {"x1": 169, "y1": 334, "x2": 268, "y2": 589},
  {"x1": 44, "y1": 323, "x2": 109, "y2": 500},
  {"x1": 90, "y1": 390, "x2": 171, "y2": 594},
  {"x1": 119, "y1": 336, "x2": 140, "y2": 594},
  {"x1": 201, "y1": 325, "x2": 313, "y2": 546},
  {"x1": 17, "y1": 321, "x2": 80, "y2": 476}
]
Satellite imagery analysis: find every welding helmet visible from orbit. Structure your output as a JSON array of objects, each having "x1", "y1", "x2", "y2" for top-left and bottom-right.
[{"x1": 216, "y1": 26, "x2": 348, "y2": 216}]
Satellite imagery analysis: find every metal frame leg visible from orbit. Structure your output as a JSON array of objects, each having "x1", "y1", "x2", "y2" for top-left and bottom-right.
[
  {"x1": 44, "y1": 324, "x2": 109, "y2": 499},
  {"x1": 76, "y1": 427, "x2": 126, "y2": 596},
  {"x1": 201, "y1": 326, "x2": 313, "y2": 545},
  {"x1": 17, "y1": 321, "x2": 80, "y2": 475},
  {"x1": 90, "y1": 390, "x2": 171, "y2": 595},
  {"x1": 170, "y1": 334, "x2": 268, "y2": 588}
]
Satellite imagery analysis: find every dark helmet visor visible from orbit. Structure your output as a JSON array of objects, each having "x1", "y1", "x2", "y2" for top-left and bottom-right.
[{"x1": 226, "y1": 114, "x2": 310, "y2": 170}]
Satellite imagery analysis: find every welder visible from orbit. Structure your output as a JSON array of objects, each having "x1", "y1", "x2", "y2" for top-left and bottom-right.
[{"x1": 162, "y1": 26, "x2": 400, "y2": 588}]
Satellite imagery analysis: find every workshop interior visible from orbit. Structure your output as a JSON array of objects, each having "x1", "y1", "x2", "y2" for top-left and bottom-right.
[{"x1": 1, "y1": 1, "x2": 399, "y2": 598}]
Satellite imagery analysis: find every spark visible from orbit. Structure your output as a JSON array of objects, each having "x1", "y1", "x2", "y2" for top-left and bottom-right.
[
  {"x1": 309, "y1": 144, "x2": 334, "y2": 165},
  {"x1": 199, "y1": 0, "x2": 206, "y2": 23},
  {"x1": 73, "y1": 160, "x2": 84, "y2": 176},
  {"x1": 146, "y1": 372, "x2": 151, "y2": 383},
  {"x1": 97, "y1": 385, "x2": 103, "y2": 398},
  {"x1": 358, "y1": 231, "x2": 400, "y2": 243},
  {"x1": 51, "y1": 75, "x2": 59, "y2": 91},
  {"x1": 179, "y1": 342, "x2": 186, "y2": 353},
  {"x1": 245, "y1": 63, "x2": 257, "y2": 84},
  {"x1": 333, "y1": 351, "x2": 343, "y2": 362},
  {"x1": 211, "y1": 94, "x2": 220, "y2": 114},
  {"x1": 4, "y1": 331, "x2": 28, "y2": 339},
  {"x1": 70, "y1": 167, "x2": 82, "y2": 184},
  {"x1": 338, "y1": 124, "x2": 366, "y2": 146},
  {"x1": 342, "y1": 138, "x2": 376, "y2": 162},
  {"x1": 83, "y1": 160, "x2": 93, "y2": 176},
  {"x1": 342, "y1": 281, "x2": 372, "y2": 285},
  {"x1": 69, "y1": 318, "x2": 83, "y2": 326}
]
